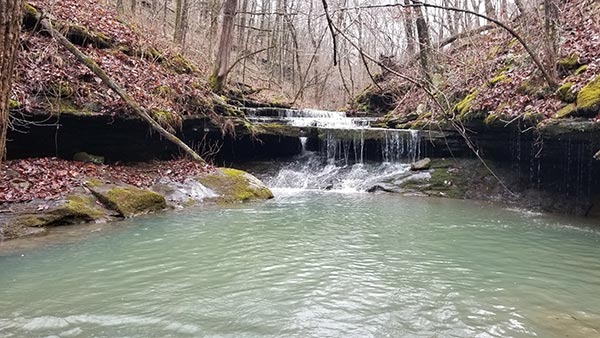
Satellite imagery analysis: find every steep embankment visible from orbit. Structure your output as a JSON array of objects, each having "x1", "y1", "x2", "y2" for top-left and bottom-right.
[
  {"x1": 353, "y1": 0, "x2": 599, "y2": 127},
  {"x1": 13, "y1": 0, "x2": 216, "y2": 122}
]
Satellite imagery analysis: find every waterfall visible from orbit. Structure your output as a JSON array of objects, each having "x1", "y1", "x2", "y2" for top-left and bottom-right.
[{"x1": 245, "y1": 107, "x2": 426, "y2": 192}]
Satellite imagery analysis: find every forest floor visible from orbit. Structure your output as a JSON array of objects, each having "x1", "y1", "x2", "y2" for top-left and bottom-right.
[{"x1": 0, "y1": 158, "x2": 211, "y2": 204}]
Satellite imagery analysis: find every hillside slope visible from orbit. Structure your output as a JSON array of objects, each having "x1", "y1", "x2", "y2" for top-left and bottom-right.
[{"x1": 352, "y1": 0, "x2": 600, "y2": 130}]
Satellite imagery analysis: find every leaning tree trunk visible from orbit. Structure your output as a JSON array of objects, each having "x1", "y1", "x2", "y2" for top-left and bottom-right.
[
  {"x1": 211, "y1": 0, "x2": 238, "y2": 92},
  {"x1": 0, "y1": 0, "x2": 22, "y2": 163},
  {"x1": 32, "y1": 11, "x2": 206, "y2": 164}
]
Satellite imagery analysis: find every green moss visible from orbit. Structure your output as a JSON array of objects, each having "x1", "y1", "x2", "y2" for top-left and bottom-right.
[
  {"x1": 553, "y1": 104, "x2": 576, "y2": 119},
  {"x1": 10, "y1": 194, "x2": 106, "y2": 230},
  {"x1": 575, "y1": 65, "x2": 588, "y2": 75},
  {"x1": 103, "y1": 187, "x2": 167, "y2": 217},
  {"x1": 483, "y1": 112, "x2": 499, "y2": 125},
  {"x1": 150, "y1": 109, "x2": 181, "y2": 129},
  {"x1": 454, "y1": 91, "x2": 479, "y2": 120},
  {"x1": 518, "y1": 77, "x2": 551, "y2": 98},
  {"x1": 427, "y1": 168, "x2": 467, "y2": 199},
  {"x1": 86, "y1": 178, "x2": 104, "y2": 188},
  {"x1": 576, "y1": 76, "x2": 600, "y2": 116},
  {"x1": 557, "y1": 54, "x2": 581, "y2": 71},
  {"x1": 169, "y1": 53, "x2": 197, "y2": 74},
  {"x1": 489, "y1": 74, "x2": 509, "y2": 86},
  {"x1": 24, "y1": 2, "x2": 37, "y2": 15},
  {"x1": 556, "y1": 82, "x2": 577, "y2": 103},
  {"x1": 486, "y1": 45, "x2": 501, "y2": 60},
  {"x1": 47, "y1": 98, "x2": 84, "y2": 114},
  {"x1": 523, "y1": 111, "x2": 543, "y2": 124},
  {"x1": 197, "y1": 168, "x2": 273, "y2": 203},
  {"x1": 8, "y1": 99, "x2": 20, "y2": 109},
  {"x1": 64, "y1": 195, "x2": 105, "y2": 218}
]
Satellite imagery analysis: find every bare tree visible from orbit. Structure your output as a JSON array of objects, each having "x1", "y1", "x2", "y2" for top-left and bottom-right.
[
  {"x1": 0, "y1": 0, "x2": 21, "y2": 162},
  {"x1": 174, "y1": 0, "x2": 190, "y2": 45},
  {"x1": 211, "y1": 0, "x2": 239, "y2": 92}
]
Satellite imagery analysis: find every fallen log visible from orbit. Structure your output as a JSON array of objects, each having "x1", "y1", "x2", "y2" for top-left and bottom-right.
[{"x1": 27, "y1": 3, "x2": 206, "y2": 164}]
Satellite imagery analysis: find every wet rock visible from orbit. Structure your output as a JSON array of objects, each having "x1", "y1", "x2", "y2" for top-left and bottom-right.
[
  {"x1": 88, "y1": 182, "x2": 167, "y2": 217},
  {"x1": 0, "y1": 192, "x2": 113, "y2": 240},
  {"x1": 197, "y1": 168, "x2": 274, "y2": 203},
  {"x1": 411, "y1": 158, "x2": 431, "y2": 171},
  {"x1": 367, "y1": 183, "x2": 403, "y2": 193},
  {"x1": 151, "y1": 179, "x2": 218, "y2": 208}
]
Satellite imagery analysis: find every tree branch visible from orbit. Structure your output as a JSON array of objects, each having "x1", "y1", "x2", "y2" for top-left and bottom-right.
[{"x1": 320, "y1": 0, "x2": 338, "y2": 66}]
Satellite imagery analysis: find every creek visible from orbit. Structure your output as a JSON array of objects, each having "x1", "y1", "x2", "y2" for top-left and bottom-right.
[{"x1": 1, "y1": 191, "x2": 600, "y2": 337}]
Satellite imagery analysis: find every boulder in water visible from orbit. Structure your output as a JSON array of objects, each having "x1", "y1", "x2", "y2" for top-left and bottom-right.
[
  {"x1": 411, "y1": 158, "x2": 431, "y2": 171},
  {"x1": 88, "y1": 181, "x2": 167, "y2": 217},
  {"x1": 197, "y1": 168, "x2": 274, "y2": 203}
]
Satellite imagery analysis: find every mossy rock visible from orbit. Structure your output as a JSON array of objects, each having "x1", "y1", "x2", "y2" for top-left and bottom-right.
[
  {"x1": 554, "y1": 104, "x2": 576, "y2": 119},
  {"x1": 10, "y1": 194, "x2": 108, "y2": 229},
  {"x1": 576, "y1": 76, "x2": 600, "y2": 117},
  {"x1": 89, "y1": 183, "x2": 167, "y2": 217},
  {"x1": 64, "y1": 24, "x2": 113, "y2": 49},
  {"x1": 556, "y1": 82, "x2": 577, "y2": 103},
  {"x1": 168, "y1": 53, "x2": 198, "y2": 74},
  {"x1": 483, "y1": 112, "x2": 500, "y2": 126},
  {"x1": 454, "y1": 91, "x2": 478, "y2": 120},
  {"x1": 523, "y1": 111, "x2": 544, "y2": 125},
  {"x1": 197, "y1": 168, "x2": 274, "y2": 203},
  {"x1": 517, "y1": 77, "x2": 551, "y2": 98},
  {"x1": 557, "y1": 54, "x2": 582, "y2": 72}
]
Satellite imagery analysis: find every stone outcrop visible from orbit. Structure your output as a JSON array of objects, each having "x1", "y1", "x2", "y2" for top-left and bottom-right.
[{"x1": 1, "y1": 168, "x2": 274, "y2": 241}]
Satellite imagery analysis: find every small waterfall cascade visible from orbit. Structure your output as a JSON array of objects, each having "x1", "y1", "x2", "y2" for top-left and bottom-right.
[
  {"x1": 245, "y1": 107, "x2": 373, "y2": 129},
  {"x1": 245, "y1": 107, "x2": 425, "y2": 192}
]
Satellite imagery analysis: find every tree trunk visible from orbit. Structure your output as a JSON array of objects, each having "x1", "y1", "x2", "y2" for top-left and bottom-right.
[
  {"x1": 211, "y1": 0, "x2": 239, "y2": 92},
  {"x1": 413, "y1": 4, "x2": 432, "y2": 83},
  {"x1": 403, "y1": 0, "x2": 416, "y2": 57},
  {"x1": 484, "y1": 0, "x2": 496, "y2": 19},
  {"x1": 544, "y1": 0, "x2": 559, "y2": 79},
  {"x1": 36, "y1": 13, "x2": 206, "y2": 164},
  {"x1": 514, "y1": 0, "x2": 526, "y2": 15},
  {"x1": 130, "y1": 0, "x2": 137, "y2": 14},
  {"x1": 117, "y1": 0, "x2": 124, "y2": 13},
  {"x1": 0, "y1": 0, "x2": 21, "y2": 162}
]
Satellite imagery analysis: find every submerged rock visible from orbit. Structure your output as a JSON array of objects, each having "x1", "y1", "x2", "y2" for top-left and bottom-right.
[
  {"x1": 88, "y1": 182, "x2": 167, "y2": 217},
  {"x1": 197, "y1": 168, "x2": 274, "y2": 203}
]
